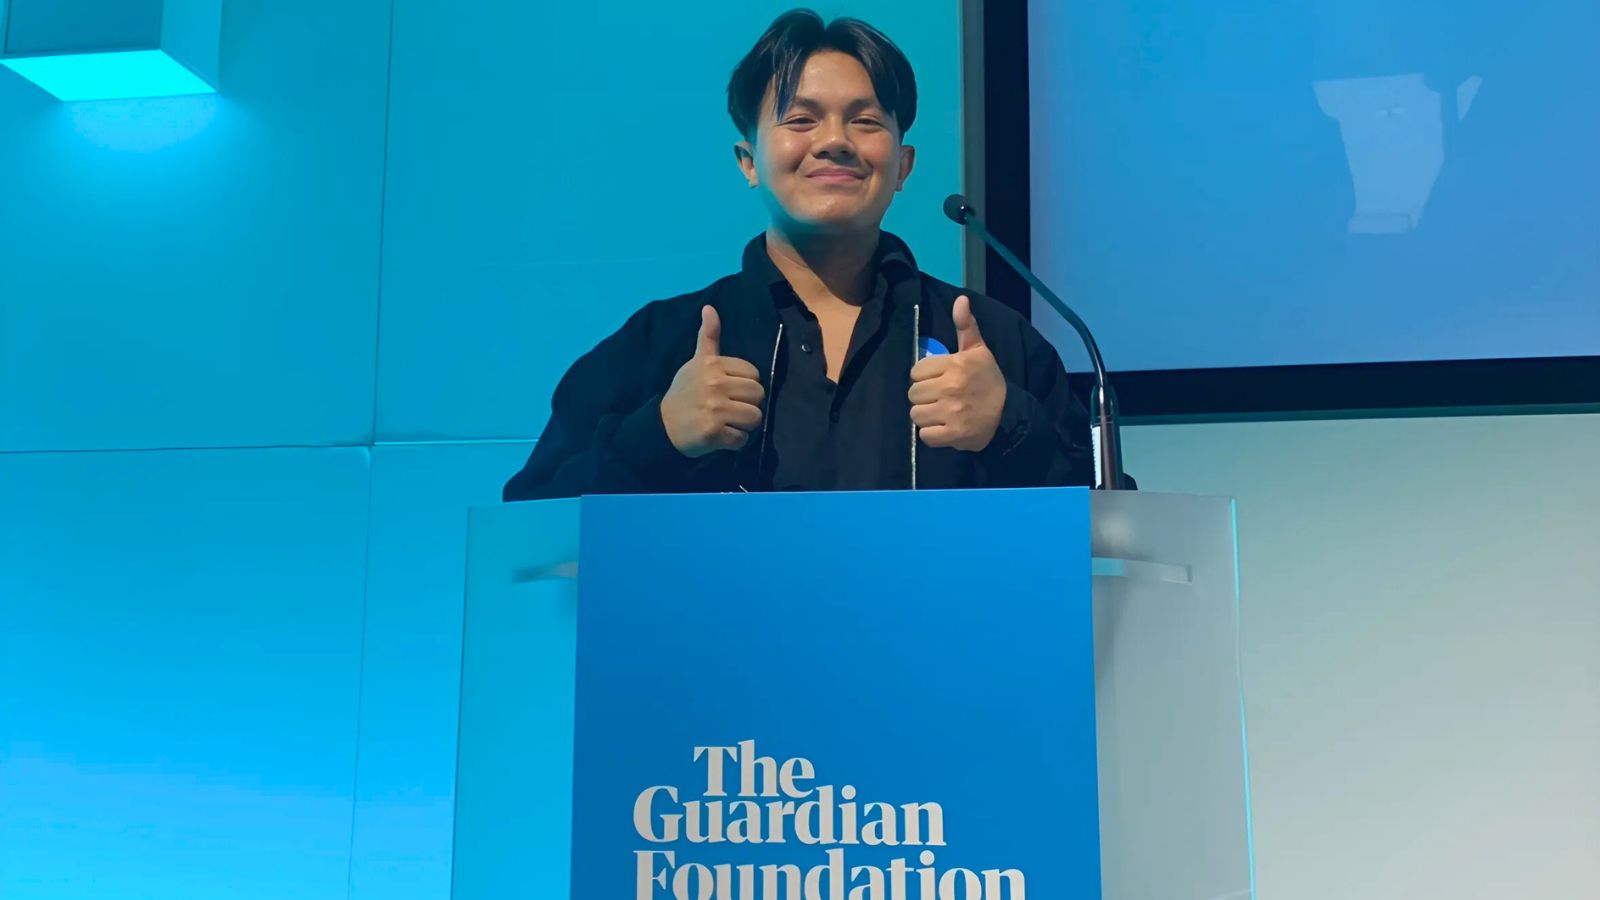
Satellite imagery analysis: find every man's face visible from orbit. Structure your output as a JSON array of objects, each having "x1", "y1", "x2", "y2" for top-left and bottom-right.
[{"x1": 736, "y1": 50, "x2": 915, "y2": 235}]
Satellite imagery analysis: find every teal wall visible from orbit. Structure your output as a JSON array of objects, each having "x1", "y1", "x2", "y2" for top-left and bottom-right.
[
  {"x1": 0, "y1": 2, "x2": 963, "y2": 898},
  {"x1": 11, "y1": 5, "x2": 1589, "y2": 900}
]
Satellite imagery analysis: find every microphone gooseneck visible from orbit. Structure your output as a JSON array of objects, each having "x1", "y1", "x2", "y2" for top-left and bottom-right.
[{"x1": 945, "y1": 193, "x2": 1126, "y2": 490}]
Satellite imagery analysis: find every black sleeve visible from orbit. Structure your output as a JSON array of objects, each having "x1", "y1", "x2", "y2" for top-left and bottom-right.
[
  {"x1": 976, "y1": 320, "x2": 1097, "y2": 489},
  {"x1": 502, "y1": 305, "x2": 697, "y2": 501}
]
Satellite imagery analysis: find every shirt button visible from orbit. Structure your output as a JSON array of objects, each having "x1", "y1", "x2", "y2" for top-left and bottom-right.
[{"x1": 800, "y1": 342, "x2": 813, "y2": 354}]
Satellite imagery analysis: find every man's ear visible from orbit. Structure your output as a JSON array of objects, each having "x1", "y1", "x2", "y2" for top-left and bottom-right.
[
  {"x1": 896, "y1": 143, "x2": 916, "y2": 192},
  {"x1": 733, "y1": 140, "x2": 759, "y2": 188}
]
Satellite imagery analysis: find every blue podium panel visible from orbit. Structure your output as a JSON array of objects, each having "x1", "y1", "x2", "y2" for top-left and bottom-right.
[
  {"x1": 572, "y1": 488, "x2": 1098, "y2": 898},
  {"x1": 0, "y1": 446, "x2": 369, "y2": 900}
]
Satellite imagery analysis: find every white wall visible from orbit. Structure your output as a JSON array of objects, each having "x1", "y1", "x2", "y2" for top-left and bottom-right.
[{"x1": 1122, "y1": 412, "x2": 1600, "y2": 900}]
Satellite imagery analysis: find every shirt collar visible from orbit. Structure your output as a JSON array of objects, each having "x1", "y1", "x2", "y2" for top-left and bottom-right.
[{"x1": 739, "y1": 231, "x2": 920, "y2": 304}]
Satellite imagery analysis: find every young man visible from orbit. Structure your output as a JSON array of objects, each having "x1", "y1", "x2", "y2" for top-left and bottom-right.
[{"x1": 503, "y1": 9, "x2": 1093, "y2": 501}]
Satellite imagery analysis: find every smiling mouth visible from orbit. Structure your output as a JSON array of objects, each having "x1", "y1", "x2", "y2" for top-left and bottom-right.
[{"x1": 806, "y1": 171, "x2": 866, "y2": 184}]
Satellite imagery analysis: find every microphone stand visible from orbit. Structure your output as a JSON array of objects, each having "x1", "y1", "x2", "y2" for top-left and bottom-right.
[{"x1": 945, "y1": 195, "x2": 1126, "y2": 490}]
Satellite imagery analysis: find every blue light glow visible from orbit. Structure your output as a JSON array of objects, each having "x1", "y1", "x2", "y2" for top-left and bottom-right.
[
  {"x1": 68, "y1": 94, "x2": 220, "y2": 153},
  {"x1": 1, "y1": 50, "x2": 215, "y2": 102}
]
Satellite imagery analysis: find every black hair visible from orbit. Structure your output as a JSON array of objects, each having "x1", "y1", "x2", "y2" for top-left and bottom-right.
[{"x1": 727, "y1": 9, "x2": 918, "y2": 140}]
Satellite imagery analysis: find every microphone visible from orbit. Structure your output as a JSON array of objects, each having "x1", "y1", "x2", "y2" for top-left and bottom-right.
[{"x1": 943, "y1": 194, "x2": 1127, "y2": 490}]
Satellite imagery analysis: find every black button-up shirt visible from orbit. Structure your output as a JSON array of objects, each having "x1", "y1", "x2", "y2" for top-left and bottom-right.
[
  {"x1": 501, "y1": 229, "x2": 1100, "y2": 502},
  {"x1": 749, "y1": 237, "x2": 921, "y2": 491}
]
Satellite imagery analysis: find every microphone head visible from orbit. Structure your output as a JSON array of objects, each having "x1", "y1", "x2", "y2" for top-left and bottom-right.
[{"x1": 943, "y1": 193, "x2": 973, "y2": 224}]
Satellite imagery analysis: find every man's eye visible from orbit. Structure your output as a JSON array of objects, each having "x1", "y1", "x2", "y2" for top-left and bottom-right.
[
  {"x1": 783, "y1": 117, "x2": 816, "y2": 126},
  {"x1": 854, "y1": 118, "x2": 884, "y2": 128}
]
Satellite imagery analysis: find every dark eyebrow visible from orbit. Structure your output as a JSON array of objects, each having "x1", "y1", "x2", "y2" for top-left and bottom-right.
[{"x1": 783, "y1": 95, "x2": 885, "y2": 117}]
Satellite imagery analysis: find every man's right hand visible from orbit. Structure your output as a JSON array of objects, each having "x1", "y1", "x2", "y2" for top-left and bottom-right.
[{"x1": 659, "y1": 305, "x2": 766, "y2": 458}]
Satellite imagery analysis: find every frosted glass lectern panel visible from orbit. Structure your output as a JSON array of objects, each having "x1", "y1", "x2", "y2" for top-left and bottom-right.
[
  {"x1": 453, "y1": 499, "x2": 579, "y2": 899},
  {"x1": 1090, "y1": 491, "x2": 1253, "y2": 900},
  {"x1": 452, "y1": 491, "x2": 1253, "y2": 900}
]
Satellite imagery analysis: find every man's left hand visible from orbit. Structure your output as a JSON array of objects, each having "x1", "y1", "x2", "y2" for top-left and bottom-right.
[{"x1": 909, "y1": 295, "x2": 1007, "y2": 451}]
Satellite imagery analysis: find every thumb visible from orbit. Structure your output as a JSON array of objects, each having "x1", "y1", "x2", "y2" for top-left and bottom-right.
[
  {"x1": 953, "y1": 295, "x2": 985, "y2": 352},
  {"x1": 696, "y1": 305, "x2": 721, "y2": 357}
]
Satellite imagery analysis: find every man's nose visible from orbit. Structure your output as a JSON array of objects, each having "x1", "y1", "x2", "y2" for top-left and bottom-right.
[{"x1": 814, "y1": 119, "x2": 855, "y2": 157}]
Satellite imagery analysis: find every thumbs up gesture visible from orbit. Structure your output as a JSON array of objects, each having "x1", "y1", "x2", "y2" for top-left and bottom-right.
[
  {"x1": 660, "y1": 306, "x2": 767, "y2": 458},
  {"x1": 909, "y1": 295, "x2": 1007, "y2": 451}
]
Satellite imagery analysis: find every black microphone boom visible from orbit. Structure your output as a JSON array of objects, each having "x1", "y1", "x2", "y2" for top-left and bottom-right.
[{"x1": 944, "y1": 193, "x2": 1127, "y2": 490}]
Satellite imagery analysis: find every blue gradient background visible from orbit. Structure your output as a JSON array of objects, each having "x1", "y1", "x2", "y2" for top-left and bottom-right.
[
  {"x1": 0, "y1": 2, "x2": 959, "y2": 898},
  {"x1": 1028, "y1": 0, "x2": 1600, "y2": 371},
  {"x1": 4, "y1": 2, "x2": 1596, "y2": 899}
]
